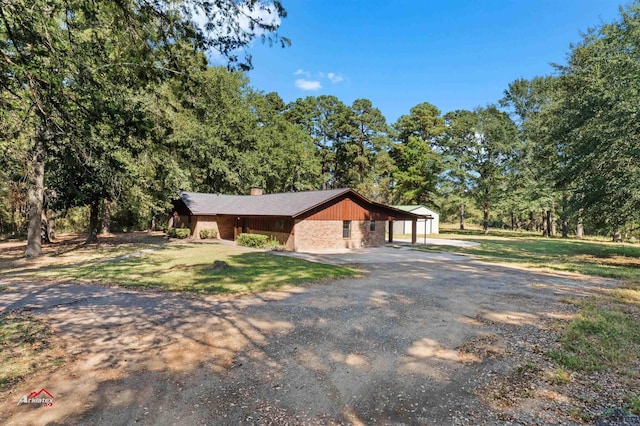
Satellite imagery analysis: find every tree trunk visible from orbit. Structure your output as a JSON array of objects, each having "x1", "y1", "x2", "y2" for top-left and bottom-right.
[
  {"x1": 459, "y1": 204, "x2": 465, "y2": 230},
  {"x1": 101, "y1": 198, "x2": 111, "y2": 234},
  {"x1": 510, "y1": 211, "x2": 515, "y2": 231},
  {"x1": 528, "y1": 211, "x2": 535, "y2": 232},
  {"x1": 483, "y1": 203, "x2": 489, "y2": 235},
  {"x1": 48, "y1": 210, "x2": 57, "y2": 241},
  {"x1": 576, "y1": 208, "x2": 584, "y2": 239},
  {"x1": 561, "y1": 193, "x2": 569, "y2": 238},
  {"x1": 10, "y1": 197, "x2": 16, "y2": 235},
  {"x1": 25, "y1": 137, "x2": 46, "y2": 258},
  {"x1": 41, "y1": 210, "x2": 50, "y2": 243},
  {"x1": 542, "y1": 210, "x2": 549, "y2": 237},
  {"x1": 86, "y1": 201, "x2": 100, "y2": 243},
  {"x1": 550, "y1": 200, "x2": 557, "y2": 237}
]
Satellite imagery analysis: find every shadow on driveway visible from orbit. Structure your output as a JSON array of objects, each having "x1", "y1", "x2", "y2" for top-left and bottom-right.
[{"x1": 0, "y1": 245, "x2": 615, "y2": 425}]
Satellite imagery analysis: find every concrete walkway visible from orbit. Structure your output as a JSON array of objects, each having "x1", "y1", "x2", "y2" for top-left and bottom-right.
[{"x1": 390, "y1": 237, "x2": 481, "y2": 247}]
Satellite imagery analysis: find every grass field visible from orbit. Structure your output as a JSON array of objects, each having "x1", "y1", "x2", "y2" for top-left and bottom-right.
[
  {"x1": 0, "y1": 232, "x2": 166, "y2": 278},
  {"x1": 39, "y1": 244, "x2": 357, "y2": 294},
  {"x1": 0, "y1": 233, "x2": 358, "y2": 295},
  {"x1": 412, "y1": 231, "x2": 640, "y2": 283}
]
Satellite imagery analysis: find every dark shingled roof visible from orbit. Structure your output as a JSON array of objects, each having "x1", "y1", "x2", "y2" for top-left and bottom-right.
[{"x1": 178, "y1": 188, "x2": 422, "y2": 219}]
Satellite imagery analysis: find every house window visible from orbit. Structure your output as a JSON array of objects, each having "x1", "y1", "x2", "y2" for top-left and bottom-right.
[
  {"x1": 370, "y1": 220, "x2": 376, "y2": 232},
  {"x1": 343, "y1": 220, "x2": 351, "y2": 238}
]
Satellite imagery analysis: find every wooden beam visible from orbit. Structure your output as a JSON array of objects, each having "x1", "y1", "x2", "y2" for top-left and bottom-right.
[
  {"x1": 411, "y1": 219, "x2": 417, "y2": 244},
  {"x1": 388, "y1": 220, "x2": 394, "y2": 243}
]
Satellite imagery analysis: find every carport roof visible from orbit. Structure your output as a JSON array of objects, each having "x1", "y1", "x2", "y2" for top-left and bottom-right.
[
  {"x1": 176, "y1": 189, "x2": 424, "y2": 219},
  {"x1": 394, "y1": 205, "x2": 435, "y2": 218},
  {"x1": 394, "y1": 205, "x2": 422, "y2": 212}
]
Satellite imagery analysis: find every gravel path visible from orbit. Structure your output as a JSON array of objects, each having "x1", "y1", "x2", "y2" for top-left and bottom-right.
[{"x1": 1, "y1": 247, "x2": 615, "y2": 425}]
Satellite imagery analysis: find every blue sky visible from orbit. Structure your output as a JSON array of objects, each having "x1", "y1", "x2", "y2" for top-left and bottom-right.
[{"x1": 241, "y1": 0, "x2": 624, "y2": 124}]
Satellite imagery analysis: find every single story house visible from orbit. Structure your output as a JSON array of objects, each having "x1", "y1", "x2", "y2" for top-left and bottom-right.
[
  {"x1": 171, "y1": 188, "x2": 425, "y2": 251},
  {"x1": 392, "y1": 205, "x2": 439, "y2": 235}
]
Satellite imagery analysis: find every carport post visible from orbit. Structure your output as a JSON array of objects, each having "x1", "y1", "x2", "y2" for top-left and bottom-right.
[
  {"x1": 411, "y1": 219, "x2": 417, "y2": 244},
  {"x1": 388, "y1": 220, "x2": 394, "y2": 243}
]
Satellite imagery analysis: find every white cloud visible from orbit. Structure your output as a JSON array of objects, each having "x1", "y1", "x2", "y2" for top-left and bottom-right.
[
  {"x1": 327, "y1": 72, "x2": 344, "y2": 83},
  {"x1": 295, "y1": 79, "x2": 322, "y2": 91},
  {"x1": 292, "y1": 69, "x2": 344, "y2": 90}
]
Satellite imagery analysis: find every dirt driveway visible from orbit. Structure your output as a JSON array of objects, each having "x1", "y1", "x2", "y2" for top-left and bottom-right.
[{"x1": 1, "y1": 246, "x2": 614, "y2": 425}]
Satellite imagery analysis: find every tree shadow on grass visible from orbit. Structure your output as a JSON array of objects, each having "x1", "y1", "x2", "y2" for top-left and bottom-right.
[
  {"x1": 0, "y1": 232, "x2": 171, "y2": 279},
  {"x1": 15, "y1": 246, "x2": 358, "y2": 296},
  {"x1": 192, "y1": 252, "x2": 358, "y2": 294}
]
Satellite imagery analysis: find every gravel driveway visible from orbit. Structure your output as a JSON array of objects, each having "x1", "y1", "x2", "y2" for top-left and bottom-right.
[{"x1": 1, "y1": 246, "x2": 614, "y2": 425}]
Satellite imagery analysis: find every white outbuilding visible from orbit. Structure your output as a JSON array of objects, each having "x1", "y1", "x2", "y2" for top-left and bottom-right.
[{"x1": 392, "y1": 205, "x2": 440, "y2": 235}]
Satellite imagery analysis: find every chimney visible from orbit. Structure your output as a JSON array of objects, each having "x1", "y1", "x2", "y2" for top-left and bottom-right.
[{"x1": 250, "y1": 187, "x2": 263, "y2": 196}]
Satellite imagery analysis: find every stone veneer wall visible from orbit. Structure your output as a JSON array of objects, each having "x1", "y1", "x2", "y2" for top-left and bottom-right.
[{"x1": 294, "y1": 219, "x2": 385, "y2": 251}]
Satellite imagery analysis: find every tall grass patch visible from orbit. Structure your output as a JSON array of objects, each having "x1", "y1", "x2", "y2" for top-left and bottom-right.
[{"x1": 549, "y1": 302, "x2": 640, "y2": 372}]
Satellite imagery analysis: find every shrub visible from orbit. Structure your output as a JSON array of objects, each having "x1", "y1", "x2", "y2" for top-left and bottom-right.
[
  {"x1": 200, "y1": 229, "x2": 218, "y2": 239},
  {"x1": 166, "y1": 227, "x2": 190, "y2": 239},
  {"x1": 174, "y1": 228, "x2": 190, "y2": 239},
  {"x1": 237, "y1": 233, "x2": 269, "y2": 248},
  {"x1": 268, "y1": 238, "x2": 283, "y2": 251},
  {"x1": 56, "y1": 206, "x2": 90, "y2": 233}
]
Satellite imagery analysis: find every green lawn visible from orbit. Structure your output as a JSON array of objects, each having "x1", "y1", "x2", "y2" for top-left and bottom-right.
[
  {"x1": 412, "y1": 234, "x2": 640, "y2": 282},
  {"x1": 29, "y1": 243, "x2": 358, "y2": 294}
]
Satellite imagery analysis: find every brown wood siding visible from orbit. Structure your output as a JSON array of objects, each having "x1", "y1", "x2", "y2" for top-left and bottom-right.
[
  {"x1": 239, "y1": 216, "x2": 295, "y2": 249},
  {"x1": 300, "y1": 195, "x2": 389, "y2": 221},
  {"x1": 244, "y1": 217, "x2": 294, "y2": 234}
]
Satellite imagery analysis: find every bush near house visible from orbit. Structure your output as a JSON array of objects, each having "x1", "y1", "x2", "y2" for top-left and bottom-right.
[
  {"x1": 199, "y1": 229, "x2": 218, "y2": 239},
  {"x1": 237, "y1": 233, "x2": 269, "y2": 248},
  {"x1": 166, "y1": 228, "x2": 190, "y2": 239}
]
